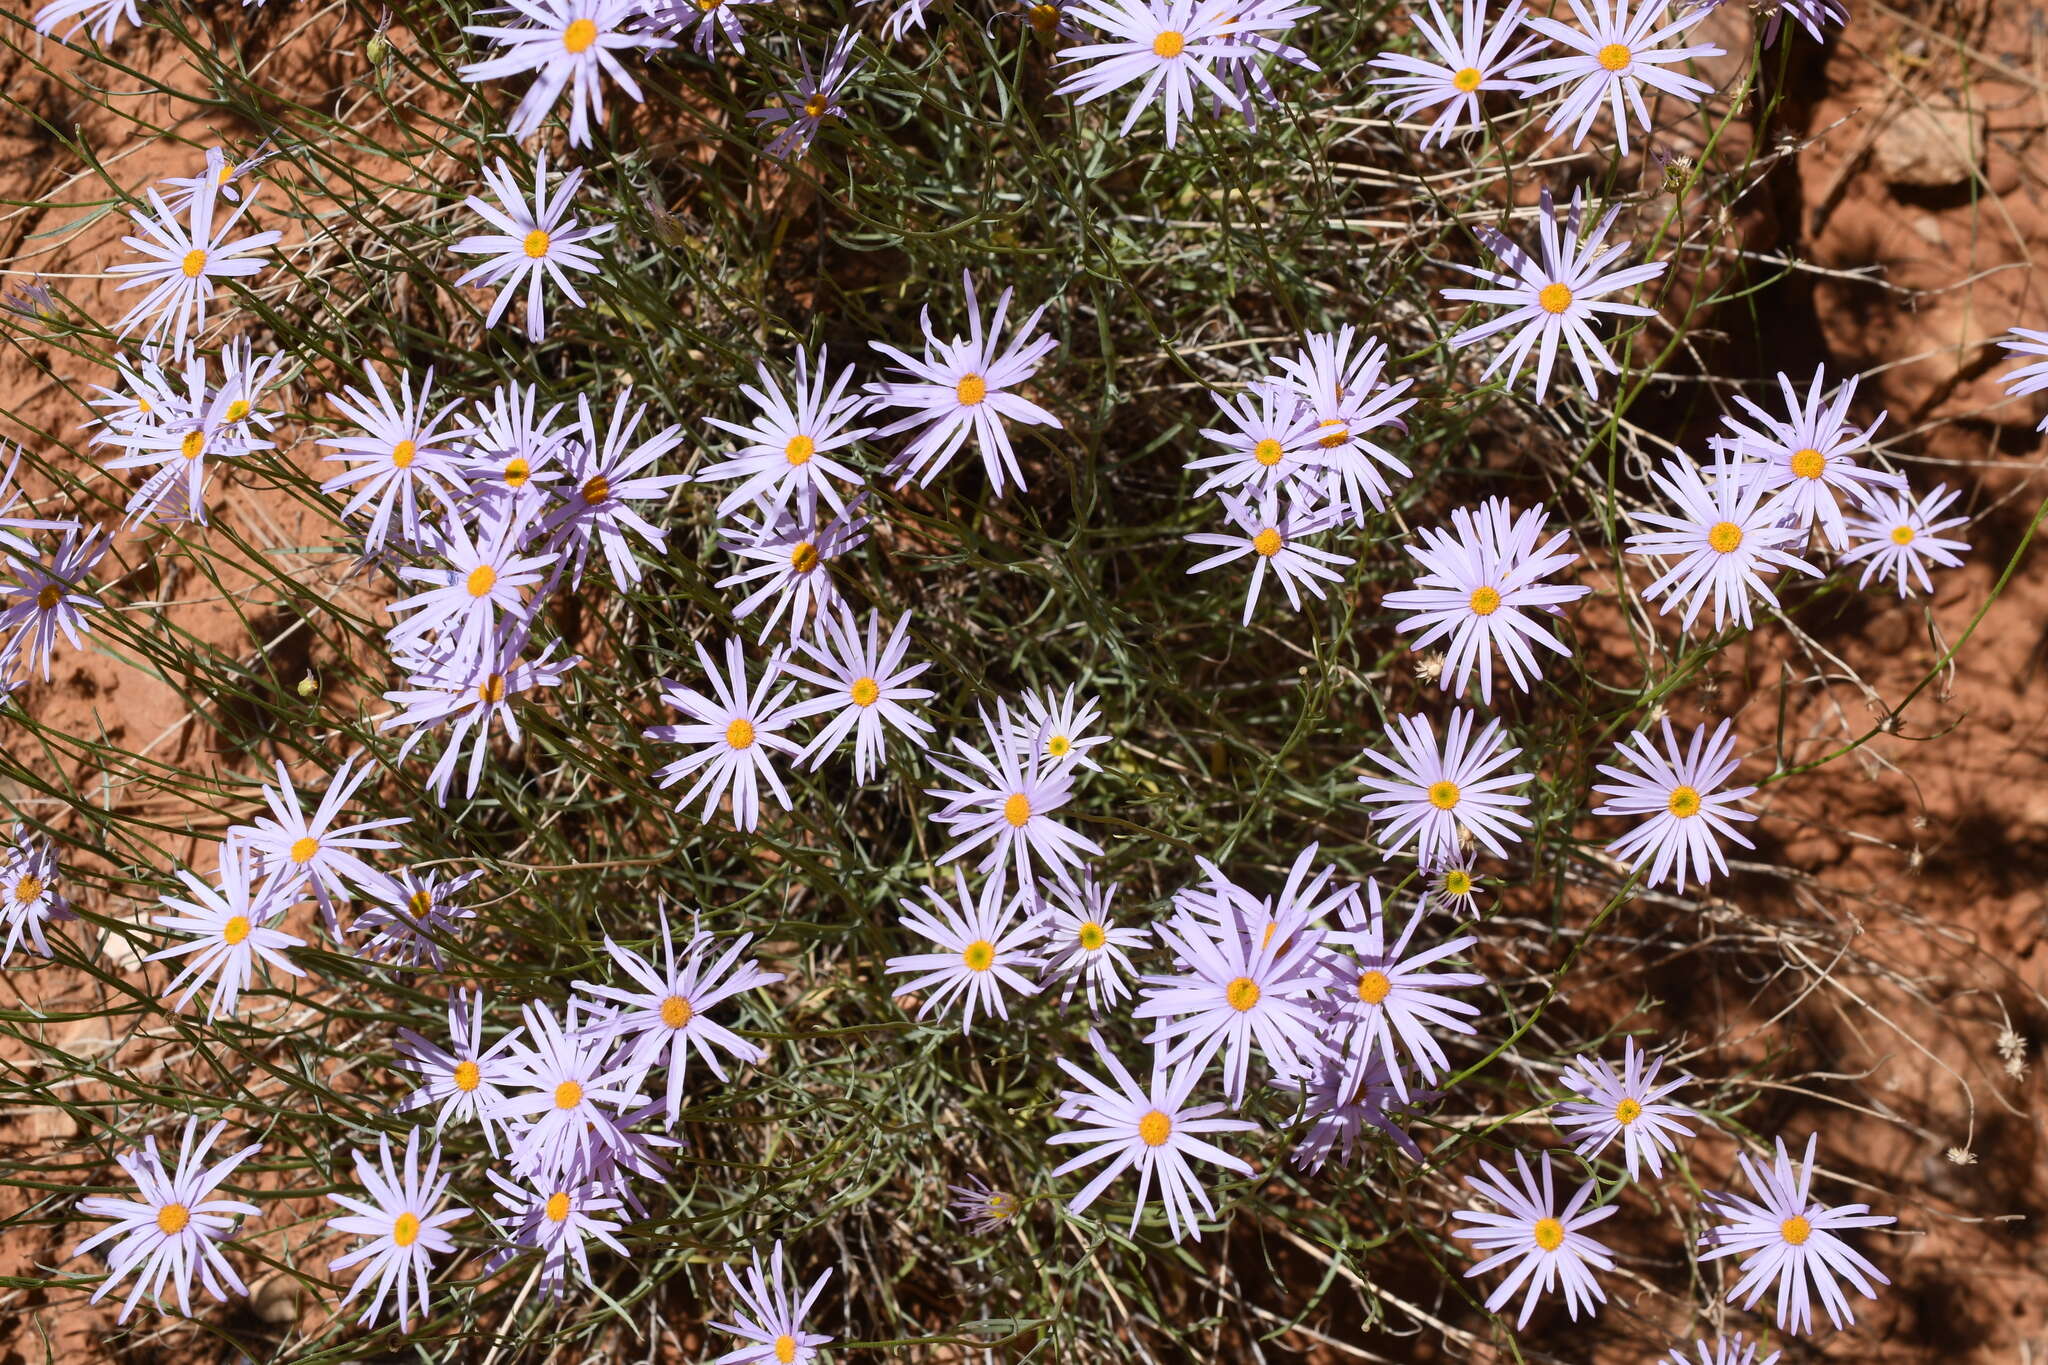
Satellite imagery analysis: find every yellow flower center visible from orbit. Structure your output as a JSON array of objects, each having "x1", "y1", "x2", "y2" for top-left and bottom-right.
[
  {"x1": 1452, "y1": 66, "x2": 1483, "y2": 92},
  {"x1": 544, "y1": 1191, "x2": 572, "y2": 1222},
  {"x1": 1707, "y1": 521, "x2": 1743, "y2": 554},
  {"x1": 1137, "y1": 1109, "x2": 1172, "y2": 1146},
  {"x1": 1532, "y1": 1217, "x2": 1566, "y2": 1251},
  {"x1": 408, "y1": 889, "x2": 434, "y2": 918},
  {"x1": 774, "y1": 1337, "x2": 798, "y2": 1365},
  {"x1": 391, "y1": 439, "x2": 417, "y2": 468},
  {"x1": 1002, "y1": 793, "x2": 1032, "y2": 827},
  {"x1": 699, "y1": 0, "x2": 722, "y2": 9},
  {"x1": 392, "y1": 1211, "x2": 421, "y2": 1247},
  {"x1": 1047, "y1": 734, "x2": 1071, "y2": 758},
  {"x1": 804, "y1": 94, "x2": 831, "y2": 120},
  {"x1": 562, "y1": 17, "x2": 599, "y2": 52},
  {"x1": 289, "y1": 835, "x2": 319, "y2": 864},
  {"x1": 1890, "y1": 524, "x2": 1916, "y2": 545},
  {"x1": 466, "y1": 564, "x2": 498, "y2": 597},
  {"x1": 1442, "y1": 869, "x2": 1473, "y2": 897},
  {"x1": 1667, "y1": 785, "x2": 1702, "y2": 818},
  {"x1": 1597, "y1": 42, "x2": 1631, "y2": 71},
  {"x1": 581, "y1": 474, "x2": 610, "y2": 505},
  {"x1": 784, "y1": 433, "x2": 815, "y2": 465},
  {"x1": 34, "y1": 584, "x2": 60, "y2": 611},
  {"x1": 1538, "y1": 282, "x2": 1574, "y2": 314},
  {"x1": 789, "y1": 541, "x2": 820, "y2": 573},
  {"x1": 1356, "y1": 969, "x2": 1392, "y2": 1004},
  {"x1": 1225, "y1": 975, "x2": 1261, "y2": 1011},
  {"x1": 156, "y1": 1203, "x2": 191, "y2": 1235},
  {"x1": 660, "y1": 994, "x2": 694, "y2": 1028},
  {"x1": 1427, "y1": 779, "x2": 1460, "y2": 810},
  {"x1": 225, "y1": 399, "x2": 251, "y2": 422},
  {"x1": 1078, "y1": 921, "x2": 1106, "y2": 950},
  {"x1": 222, "y1": 915, "x2": 251, "y2": 945},
  {"x1": 180, "y1": 430, "x2": 206, "y2": 461},
  {"x1": 1780, "y1": 1215, "x2": 1812, "y2": 1245},
  {"x1": 726, "y1": 717, "x2": 756, "y2": 750},
  {"x1": 850, "y1": 676, "x2": 880, "y2": 707},
  {"x1": 986, "y1": 1192, "x2": 1015, "y2": 1219},
  {"x1": 13, "y1": 875, "x2": 44, "y2": 905},
  {"x1": 1614, "y1": 1097, "x2": 1643, "y2": 1125},
  {"x1": 1253, "y1": 437, "x2": 1285, "y2": 467},
  {"x1": 1468, "y1": 585, "x2": 1502, "y2": 616},
  {"x1": 452, "y1": 1059, "x2": 481, "y2": 1092},
  {"x1": 553, "y1": 1080, "x2": 583, "y2": 1110},
  {"x1": 503, "y1": 457, "x2": 531, "y2": 487},
  {"x1": 180, "y1": 248, "x2": 207, "y2": 279},
  {"x1": 1252, "y1": 527, "x2": 1284, "y2": 557},
  {"x1": 962, "y1": 939, "x2": 996, "y2": 971},
  {"x1": 1152, "y1": 29, "x2": 1185, "y2": 57},
  {"x1": 1030, "y1": 2, "x2": 1060, "y2": 33},
  {"x1": 1314, "y1": 418, "x2": 1349, "y2": 448},
  {"x1": 478, "y1": 673, "x2": 507, "y2": 703},
  {"x1": 955, "y1": 373, "x2": 988, "y2": 406},
  {"x1": 522, "y1": 229, "x2": 551, "y2": 259},
  {"x1": 1790, "y1": 447, "x2": 1825, "y2": 480}
]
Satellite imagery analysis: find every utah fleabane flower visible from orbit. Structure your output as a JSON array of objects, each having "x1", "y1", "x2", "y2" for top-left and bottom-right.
[
  {"x1": 1356, "y1": 708, "x2": 1533, "y2": 863},
  {"x1": 542, "y1": 390, "x2": 687, "y2": 588},
  {"x1": 1553, "y1": 1038, "x2": 1698, "y2": 1178},
  {"x1": 1625, "y1": 452, "x2": 1820, "y2": 632},
  {"x1": 748, "y1": 28, "x2": 867, "y2": 161},
  {"x1": 452, "y1": 151, "x2": 610, "y2": 344},
  {"x1": 1047, "y1": 1030, "x2": 1257, "y2": 1242},
  {"x1": 1453, "y1": 1150, "x2": 1617, "y2": 1329},
  {"x1": 885, "y1": 870, "x2": 1045, "y2": 1033},
  {"x1": 865, "y1": 272, "x2": 1061, "y2": 497},
  {"x1": 319, "y1": 365, "x2": 477, "y2": 556},
  {"x1": 325, "y1": 1129, "x2": 465, "y2": 1329},
  {"x1": 780, "y1": 606, "x2": 936, "y2": 781},
  {"x1": 1035, "y1": 874, "x2": 1149, "y2": 1013},
  {"x1": 696, "y1": 346, "x2": 873, "y2": 521},
  {"x1": 1368, "y1": 1, "x2": 1541, "y2": 148},
  {"x1": 1270, "y1": 326, "x2": 1416, "y2": 524},
  {"x1": 1510, "y1": 0, "x2": 1724, "y2": 156},
  {"x1": 1839, "y1": 482, "x2": 1970, "y2": 598},
  {"x1": 1319, "y1": 877, "x2": 1484, "y2": 1100},
  {"x1": 146, "y1": 845, "x2": 306, "y2": 1019},
  {"x1": 1382, "y1": 497, "x2": 1590, "y2": 703},
  {"x1": 393, "y1": 989, "x2": 526, "y2": 1153},
  {"x1": 484, "y1": 1172, "x2": 628, "y2": 1297},
  {"x1": 1440, "y1": 187, "x2": 1668, "y2": 400},
  {"x1": 1183, "y1": 488, "x2": 1352, "y2": 625},
  {"x1": 493, "y1": 1000, "x2": 648, "y2": 1186},
  {"x1": 1281, "y1": 1051, "x2": 1431, "y2": 1171},
  {"x1": 109, "y1": 181, "x2": 280, "y2": 356},
  {"x1": 1714, "y1": 366, "x2": 1901, "y2": 548},
  {"x1": 1187, "y1": 381, "x2": 1324, "y2": 499},
  {"x1": 1591, "y1": 717, "x2": 1757, "y2": 891},
  {"x1": 386, "y1": 512, "x2": 556, "y2": 675},
  {"x1": 234, "y1": 754, "x2": 408, "y2": 934},
  {"x1": 715, "y1": 501, "x2": 871, "y2": 642},
  {"x1": 1697, "y1": 1133, "x2": 1894, "y2": 1333},
  {"x1": 925, "y1": 701, "x2": 1103, "y2": 892},
  {"x1": 459, "y1": 0, "x2": 674, "y2": 147},
  {"x1": 1054, "y1": 0, "x2": 1291, "y2": 147},
  {"x1": 1, "y1": 826, "x2": 68, "y2": 964},
  {"x1": 711, "y1": 1240, "x2": 835, "y2": 1365},
  {"x1": 645, "y1": 638, "x2": 801, "y2": 832},
  {"x1": 0, "y1": 527, "x2": 112, "y2": 685}
]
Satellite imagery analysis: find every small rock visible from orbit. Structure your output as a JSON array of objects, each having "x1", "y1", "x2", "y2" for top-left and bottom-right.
[{"x1": 1874, "y1": 105, "x2": 1985, "y2": 187}]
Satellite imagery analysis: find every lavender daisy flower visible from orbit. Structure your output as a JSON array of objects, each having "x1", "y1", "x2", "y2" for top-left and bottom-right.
[
  {"x1": 1625, "y1": 452, "x2": 1821, "y2": 632},
  {"x1": 1319, "y1": 877, "x2": 1483, "y2": 1100},
  {"x1": 382, "y1": 627, "x2": 583, "y2": 801},
  {"x1": 1279, "y1": 1050, "x2": 1433, "y2": 1171},
  {"x1": 1356, "y1": 708, "x2": 1533, "y2": 863},
  {"x1": 461, "y1": 380, "x2": 572, "y2": 532},
  {"x1": 885, "y1": 870, "x2": 1045, "y2": 1033},
  {"x1": 1270, "y1": 326, "x2": 1416, "y2": 524},
  {"x1": 1839, "y1": 482, "x2": 1970, "y2": 598},
  {"x1": 1591, "y1": 717, "x2": 1756, "y2": 891},
  {"x1": 145, "y1": 844, "x2": 306, "y2": 1020},
  {"x1": 1187, "y1": 381, "x2": 1324, "y2": 500},
  {"x1": 352, "y1": 866, "x2": 484, "y2": 970},
  {"x1": 711, "y1": 1240, "x2": 835, "y2": 1365},
  {"x1": 1047, "y1": 1029, "x2": 1257, "y2": 1242},
  {"x1": 452, "y1": 152, "x2": 610, "y2": 344},
  {"x1": 696, "y1": 345, "x2": 874, "y2": 521},
  {"x1": 234, "y1": 754, "x2": 408, "y2": 935},
  {"x1": 715, "y1": 499, "x2": 871, "y2": 642},
  {"x1": 576, "y1": 912, "x2": 784, "y2": 1127},
  {"x1": 1035, "y1": 873, "x2": 1149, "y2": 1013},
  {"x1": 484, "y1": 1171, "x2": 629, "y2": 1298},
  {"x1": 1697, "y1": 1133, "x2": 1895, "y2": 1333},
  {"x1": 947, "y1": 1177, "x2": 1022, "y2": 1234},
  {"x1": 1053, "y1": 0, "x2": 1289, "y2": 147},
  {"x1": 69, "y1": 1119, "x2": 262, "y2": 1323},
  {"x1": 35, "y1": 0, "x2": 144, "y2": 45},
  {"x1": 326, "y1": 1129, "x2": 465, "y2": 1329},
  {"x1": 644, "y1": 0, "x2": 766, "y2": 54},
  {"x1": 1012, "y1": 684, "x2": 1108, "y2": 771},
  {"x1": 98, "y1": 357, "x2": 273, "y2": 529},
  {"x1": 1440, "y1": 187, "x2": 1669, "y2": 400},
  {"x1": 393, "y1": 989, "x2": 526, "y2": 1154},
  {"x1": 925, "y1": 701, "x2": 1103, "y2": 892},
  {"x1": 1383, "y1": 497, "x2": 1591, "y2": 703},
  {"x1": 1997, "y1": 326, "x2": 2048, "y2": 432},
  {"x1": 319, "y1": 365, "x2": 477, "y2": 557},
  {"x1": 780, "y1": 607, "x2": 936, "y2": 781},
  {"x1": 1716, "y1": 366, "x2": 1901, "y2": 548},
  {"x1": 1554, "y1": 1038, "x2": 1698, "y2": 1178},
  {"x1": 459, "y1": 0, "x2": 674, "y2": 147},
  {"x1": 1368, "y1": 1, "x2": 1542, "y2": 148},
  {"x1": 2, "y1": 826, "x2": 70, "y2": 963},
  {"x1": 1184, "y1": 488, "x2": 1353, "y2": 625},
  {"x1": 645, "y1": 638, "x2": 802, "y2": 831},
  {"x1": 493, "y1": 999, "x2": 649, "y2": 1187},
  {"x1": 386, "y1": 511, "x2": 556, "y2": 674},
  {"x1": 1453, "y1": 1150, "x2": 1617, "y2": 1328},
  {"x1": 108, "y1": 181, "x2": 280, "y2": 356},
  {"x1": 1510, "y1": 0, "x2": 1724, "y2": 156},
  {"x1": 542, "y1": 390, "x2": 688, "y2": 588},
  {"x1": 749, "y1": 28, "x2": 867, "y2": 162},
  {"x1": 0, "y1": 527, "x2": 111, "y2": 685},
  {"x1": 865, "y1": 271, "x2": 1061, "y2": 497}
]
